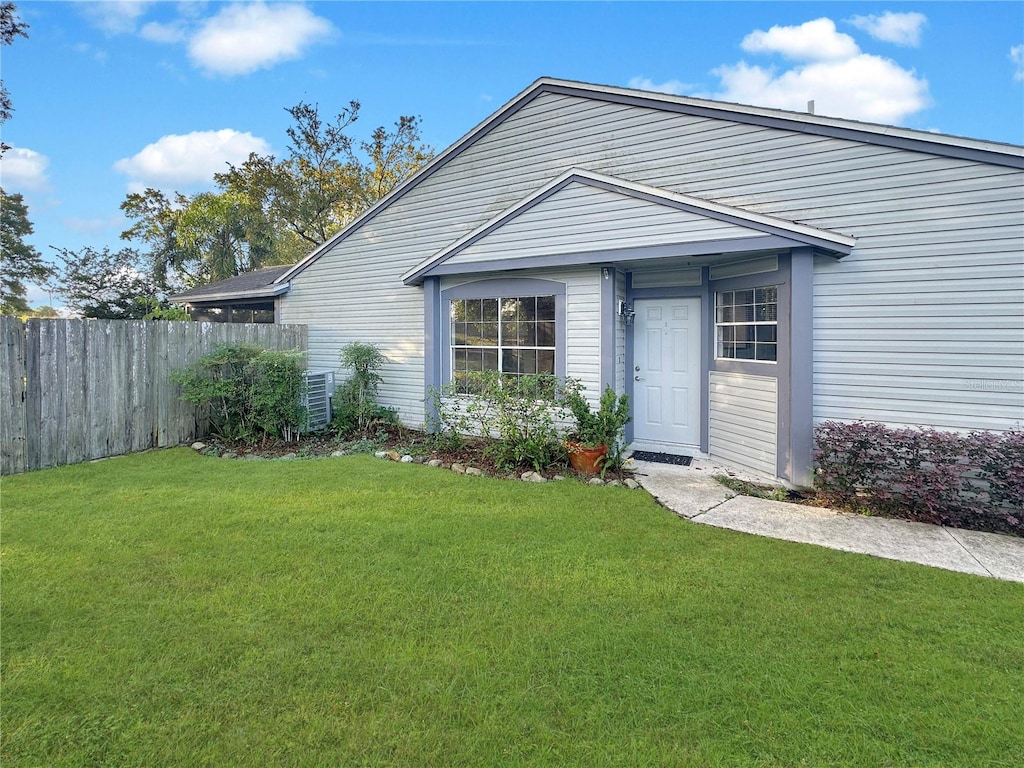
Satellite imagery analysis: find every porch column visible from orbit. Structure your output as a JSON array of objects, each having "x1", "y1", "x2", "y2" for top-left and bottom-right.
[
  {"x1": 600, "y1": 265, "x2": 616, "y2": 393},
  {"x1": 423, "y1": 276, "x2": 441, "y2": 430},
  {"x1": 787, "y1": 247, "x2": 815, "y2": 486}
]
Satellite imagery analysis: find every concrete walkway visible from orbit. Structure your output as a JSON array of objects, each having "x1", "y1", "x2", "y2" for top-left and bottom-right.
[{"x1": 633, "y1": 459, "x2": 1024, "y2": 583}]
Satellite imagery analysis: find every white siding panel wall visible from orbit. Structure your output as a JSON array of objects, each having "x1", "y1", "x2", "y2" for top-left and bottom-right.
[
  {"x1": 709, "y1": 372, "x2": 779, "y2": 478},
  {"x1": 281, "y1": 89, "x2": 1023, "y2": 434},
  {"x1": 446, "y1": 182, "x2": 760, "y2": 265}
]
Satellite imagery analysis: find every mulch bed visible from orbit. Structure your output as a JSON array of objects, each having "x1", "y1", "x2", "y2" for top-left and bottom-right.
[{"x1": 197, "y1": 427, "x2": 638, "y2": 483}]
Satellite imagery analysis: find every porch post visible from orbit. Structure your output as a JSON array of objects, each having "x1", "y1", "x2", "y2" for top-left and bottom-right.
[
  {"x1": 600, "y1": 265, "x2": 616, "y2": 393},
  {"x1": 423, "y1": 276, "x2": 441, "y2": 430},
  {"x1": 787, "y1": 247, "x2": 815, "y2": 486}
]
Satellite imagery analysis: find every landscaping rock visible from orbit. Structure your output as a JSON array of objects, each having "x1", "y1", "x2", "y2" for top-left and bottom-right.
[
  {"x1": 221, "y1": 451, "x2": 238, "y2": 459},
  {"x1": 374, "y1": 451, "x2": 388, "y2": 459},
  {"x1": 280, "y1": 453, "x2": 298, "y2": 460},
  {"x1": 331, "y1": 450, "x2": 346, "y2": 457},
  {"x1": 244, "y1": 454, "x2": 265, "y2": 461},
  {"x1": 387, "y1": 451, "x2": 401, "y2": 462},
  {"x1": 191, "y1": 442, "x2": 206, "y2": 451},
  {"x1": 465, "y1": 466, "x2": 483, "y2": 477},
  {"x1": 411, "y1": 456, "x2": 425, "y2": 464},
  {"x1": 606, "y1": 480, "x2": 622, "y2": 487},
  {"x1": 588, "y1": 478, "x2": 605, "y2": 486},
  {"x1": 522, "y1": 471, "x2": 547, "y2": 483},
  {"x1": 624, "y1": 479, "x2": 640, "y2": 490},
  {"x1": 400, "y1": 455, "x2": 414, "y2": 463},
  {"x1": 552, "y1": 474, "x2": 566, "y2": 481},
  {"x1": 451, "y1": 463, "x2": 467, "y2": 474},
  {"x1": 427, "y1": 459, "x2": 444, "y2": 468}
]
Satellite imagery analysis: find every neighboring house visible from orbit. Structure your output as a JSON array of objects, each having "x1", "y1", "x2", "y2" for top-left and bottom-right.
[
  {"x1": 168, "y1": 265, "x2": 291, "y2": 323},
  {"x1": 227, "y1": 78, "x2": 1024, "y2": 485}
]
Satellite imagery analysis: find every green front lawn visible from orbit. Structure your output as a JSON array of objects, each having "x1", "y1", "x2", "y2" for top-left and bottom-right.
[{"x1": 2, "y1": 450, "x2": 1022, "y2": 766}]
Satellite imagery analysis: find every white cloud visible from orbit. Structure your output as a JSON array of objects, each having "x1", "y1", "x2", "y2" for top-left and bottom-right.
[
  {"x1": 848, "y1": 12, "x2": 927, "y2": 47},
  {"x1": 628, "y1": 76, "x2": 693, "y2": 96},
  {"x1": 741, "y1": 18, "x2": 859, "y2": 61},
  {"x1": 113, "y1": 129, "x2": 271, "y2": 189},
  {"x1": 140, "y1": 21, "x2": 187, "y2": 44},
  {"x1": 709, "y1": 55, "x2": 930, "y2": 124},
  {"x1": 1, "y1": 147, "x2": 51, "y2": 192},
  {"x1": 1011, "y1": 44, "x2": 1024, "y2": 82},
  {"x1": 187, "y1": 3, "x2": 334, "y2": 76},
  {"x1": 684, "y1": 17, "x2": 932, "y2": 125},
  {"x1": 79, "y1": 1, "x2": 153, "y2": 35}
]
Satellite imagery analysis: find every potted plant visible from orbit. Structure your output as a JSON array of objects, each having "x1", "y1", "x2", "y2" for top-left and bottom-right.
[{"x1": 564, "y1": 384, "x2": 631, "y2": 475}]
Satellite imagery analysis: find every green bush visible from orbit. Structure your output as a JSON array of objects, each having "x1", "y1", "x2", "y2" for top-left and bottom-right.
[
  {"x1": 332, "y1": 342, "x2": 398, "y2": 437},
  {"x1": 172, "y1": 343, "x2": 307, "y2": 443},
  {"x1": 429, "y1": 370, "x2": 568, "y2": 473}
]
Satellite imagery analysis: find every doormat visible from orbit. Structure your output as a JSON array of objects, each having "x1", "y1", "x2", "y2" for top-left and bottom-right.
[{"x1": 630, "y1": 451, "x2": 693, "y2": 466}]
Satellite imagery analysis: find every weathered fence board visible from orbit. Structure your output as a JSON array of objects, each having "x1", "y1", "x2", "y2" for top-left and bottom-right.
[{"x1": 0, "y1": 318, "x2": 307, "y2": 475}]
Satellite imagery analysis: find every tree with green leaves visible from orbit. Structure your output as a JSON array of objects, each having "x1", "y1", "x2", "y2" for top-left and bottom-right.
[
  {"x1": 1, "y1": 2, "x2": 29, "y2": 154},
  {"x1": 48, "y1": 246, "x2": 164, "y2": 319},
  {"x1": 1, "y1": 187, "x2": 50, "y2": 315},
  {"x1": 216, "y1": 101, "x2": 433, "y2": 249},
  {"x1": 120, "y1": 100, "x2": 434, "y2": 293}
]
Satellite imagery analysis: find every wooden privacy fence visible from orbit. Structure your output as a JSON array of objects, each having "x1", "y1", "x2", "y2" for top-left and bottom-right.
[{"x1": 0, "y1": 318, "x2": 307, "y2": 475}]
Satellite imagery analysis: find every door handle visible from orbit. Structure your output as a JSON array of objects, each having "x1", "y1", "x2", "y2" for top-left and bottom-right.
[{"x1": 634, "y1": 375, "x2": 644, "y2": 382}]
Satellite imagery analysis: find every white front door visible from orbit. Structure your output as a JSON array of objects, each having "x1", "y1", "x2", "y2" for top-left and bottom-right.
[{"x1": 632, "y1": 298, "x2": 702, "y2": 451}]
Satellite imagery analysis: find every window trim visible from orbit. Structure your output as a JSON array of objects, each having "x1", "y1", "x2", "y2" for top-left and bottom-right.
[
  {"x1": 715, "y1": 284, "x2": 779, "y2": 364},
  {"x1": 439, "y1": 278, "x2": 567, "y2": 386}
]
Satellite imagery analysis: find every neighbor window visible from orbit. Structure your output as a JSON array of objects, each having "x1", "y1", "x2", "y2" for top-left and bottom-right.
[
  {"x1": 716, "y1": 286, "x2": 778, "y2": 362},
  {"x1": 450, "y1": 295, "x2": 557, "y2": 392}
]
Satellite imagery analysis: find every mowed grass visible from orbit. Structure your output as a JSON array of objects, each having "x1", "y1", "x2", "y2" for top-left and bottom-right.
[{"x1": 2, "y1": 450, "x2": 1022, "y2": 767}]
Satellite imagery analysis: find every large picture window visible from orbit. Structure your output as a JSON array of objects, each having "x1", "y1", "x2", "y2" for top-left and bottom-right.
[
  {"x1": 450, "y1": 295, "x2": 557, "y2": 392},
  {"x1": 716, "y1": 286, "x2": 778, "y2": 362}
]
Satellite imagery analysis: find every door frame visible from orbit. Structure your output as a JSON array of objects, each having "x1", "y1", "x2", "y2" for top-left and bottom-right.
[{"x1": 624, "y1": 273, "x2": 712, "y2": 455}]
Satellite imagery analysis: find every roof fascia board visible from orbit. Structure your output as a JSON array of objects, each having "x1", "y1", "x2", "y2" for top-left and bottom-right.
[
  {"x1": 541, "y1": 80, "x2": 1024, "y2": 169},
  {"x1": 416, "y1": 235, "x2": 797, "y2": 281},
  {"x1": 169, "y1": 283, "x2": 290, "y2": 303}
]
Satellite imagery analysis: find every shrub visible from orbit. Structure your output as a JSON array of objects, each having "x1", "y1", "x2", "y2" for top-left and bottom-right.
[
  {"x1": 563, "y1": 381, "x2": 631, "y2": 472},
  {"x1": 172, "y1": 344, "x2": 308, "y2": 443},
  {"x1": 332, "y1": 342, "x2": 398, "y2": 437},
  {"x1": 814, "y1": 421, "x2": 1023, "y2": 536},
  {"x1": 428, "y1": 371, "x2": 568, "y2": 473}
]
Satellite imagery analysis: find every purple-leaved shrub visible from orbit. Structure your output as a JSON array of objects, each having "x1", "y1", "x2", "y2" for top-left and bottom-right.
[{"x1": 814, "y1": 422, "x2": 1022, "y2": 537}]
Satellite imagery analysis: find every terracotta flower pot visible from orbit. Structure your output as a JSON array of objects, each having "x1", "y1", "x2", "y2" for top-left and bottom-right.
[{"x1": 567, "y1": 442, "x2": 607, "y2": 474}]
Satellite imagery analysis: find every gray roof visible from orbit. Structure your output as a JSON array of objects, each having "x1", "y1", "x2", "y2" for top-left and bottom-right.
[{"x1": 168, "y1": 265, "x2": 293, "y2": 304}]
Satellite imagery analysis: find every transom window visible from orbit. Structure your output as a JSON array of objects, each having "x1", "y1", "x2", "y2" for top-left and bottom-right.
[
  {"x1": 716, "y1": 286, "x2": 778, "y2": 362},
  {"x1": 450, "y1": 295, "x2": 556, "y2": 392}
]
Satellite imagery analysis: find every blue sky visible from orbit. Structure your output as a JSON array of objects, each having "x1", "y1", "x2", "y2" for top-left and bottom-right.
[{"x1": 3, "y1": 1, "x2": 1023, "y2": 308}]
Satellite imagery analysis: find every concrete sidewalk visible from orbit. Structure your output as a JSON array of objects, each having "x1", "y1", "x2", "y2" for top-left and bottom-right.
[{"x1": 633, "y1": 459, "x2": 1024, "y2": 583}]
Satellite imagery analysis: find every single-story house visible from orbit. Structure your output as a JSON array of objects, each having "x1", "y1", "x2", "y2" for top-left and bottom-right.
[
  {"x1": 168, "y1": 264, "x2": 291, "y2": 323},
  {"x1": 222, "y1": 77, "x2": 1024, "y2": 485}
]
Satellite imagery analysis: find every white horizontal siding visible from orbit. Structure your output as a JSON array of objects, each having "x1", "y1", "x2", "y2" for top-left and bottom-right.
[
  {"x1": 446, "y1": 181, "x2": 759, "y2": 265},
  {"x1": 281, "y1": 89, "x2": 1022, "y2": 434},
  {"x1": 709, "y1": 372, "x2": 778, "y2": 477}
]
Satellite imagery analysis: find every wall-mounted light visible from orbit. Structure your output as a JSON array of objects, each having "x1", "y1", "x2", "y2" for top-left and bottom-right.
[{"x1": 617, "y1": 300, "x2": 635, "y2": 325}]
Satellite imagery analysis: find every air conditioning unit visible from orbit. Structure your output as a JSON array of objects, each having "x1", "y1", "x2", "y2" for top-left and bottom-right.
[{"x1": 302, "y1": 370, "x2": 335, "y2": 432}]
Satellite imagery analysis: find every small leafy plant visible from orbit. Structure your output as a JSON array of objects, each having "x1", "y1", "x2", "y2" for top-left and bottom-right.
[
  {"x1": 564, "y1": 382, "x2": 631, "y2": 473},
  {"x1": 332, "y1": 342, "x2": 399, "y2": 436}
]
